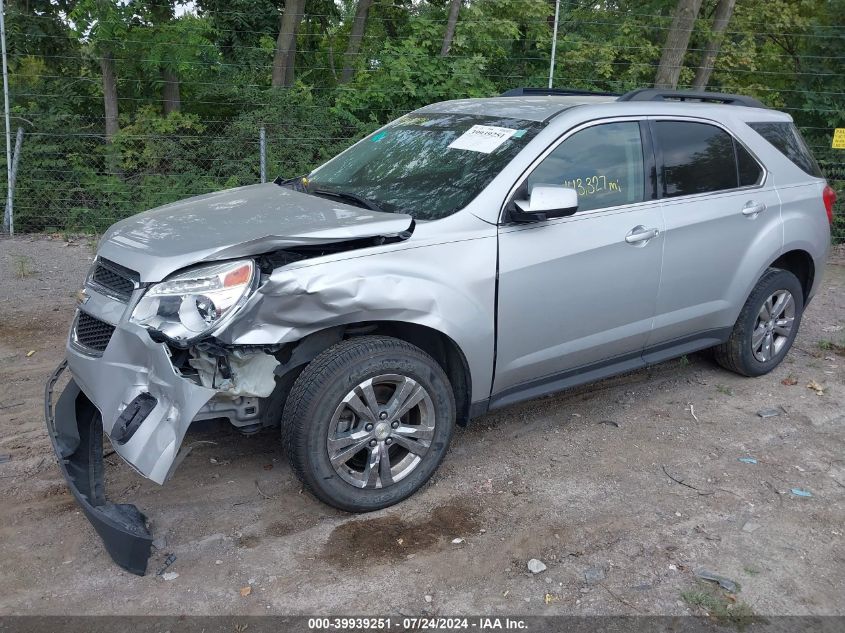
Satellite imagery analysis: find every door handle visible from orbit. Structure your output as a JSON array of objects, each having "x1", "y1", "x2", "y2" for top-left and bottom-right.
[
  {"x1": 742, "y1": 201, "x2": 766, "y2": 216},
  {"x1": 625, "y1": 226, "x2": 660, "y2": 244}
]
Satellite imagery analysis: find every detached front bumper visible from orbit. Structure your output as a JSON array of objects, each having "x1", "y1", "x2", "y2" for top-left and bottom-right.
[
  {"x1": 46, "y1": 318, "x2": 218, "y2": 574},
  {"x1": 45, "y1": 361, "x2": 153, "y2": 575},
  {"x1": 68, "y1": 320, "x2": 218, "y2": 484}
]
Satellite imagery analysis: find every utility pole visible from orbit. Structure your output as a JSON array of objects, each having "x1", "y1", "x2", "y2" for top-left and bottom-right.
[
  {"x1": 548, "y1": 0, "x2": 561, "y2": 89},
  {"x1": 1, "y1": 0, "x2": 13, "y2": 235}
]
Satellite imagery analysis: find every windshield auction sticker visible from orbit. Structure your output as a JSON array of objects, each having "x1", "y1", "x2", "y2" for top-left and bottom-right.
[{"x1": 448, "y1": 125, "x2": 518, "y2": 153}]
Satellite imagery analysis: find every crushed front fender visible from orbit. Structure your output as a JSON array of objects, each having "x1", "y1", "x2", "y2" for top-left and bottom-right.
[{"x1": 44, "y1": 361, "x2": 153, "y2": 575}]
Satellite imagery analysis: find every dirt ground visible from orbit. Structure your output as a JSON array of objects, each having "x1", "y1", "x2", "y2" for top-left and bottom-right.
[{"x1": 1, "y1": 236, "x2": 843, "y2": 617}]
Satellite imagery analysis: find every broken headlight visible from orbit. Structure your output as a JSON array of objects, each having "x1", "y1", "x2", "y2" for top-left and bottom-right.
[{"x1": 130, "y1": 259, "x2": 257, "y2": 345}]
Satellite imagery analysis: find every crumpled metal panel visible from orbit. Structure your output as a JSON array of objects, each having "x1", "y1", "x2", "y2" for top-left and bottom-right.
[
  {"x1": 67, "y1": 322, "x2": 217, "y2": 484},
  {"x1": 97, "y1": 184, "x2": 413, "y2": 282},
  {"x1": 219, "y1": 219, "x2": 498, "y2": 403},
  {"x1": 68, "y1": 210, "x2": 496, "y2": 487}
]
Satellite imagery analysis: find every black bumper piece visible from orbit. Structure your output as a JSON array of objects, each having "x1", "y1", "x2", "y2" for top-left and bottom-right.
[{"x1": 44, "y1": 361, "x2": 154, "y2": 575}]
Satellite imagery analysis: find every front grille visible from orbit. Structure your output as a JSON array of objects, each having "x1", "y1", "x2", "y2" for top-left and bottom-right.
[
  {"x1": 88, "y1": 258, "x2": 138, "y2": 300},
  {"x1": 74, "y1": 311, "x2": 116, "y2": 353}
]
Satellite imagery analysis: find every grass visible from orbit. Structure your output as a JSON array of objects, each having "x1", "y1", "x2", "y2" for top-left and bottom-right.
[
  {"x1": 681, "y1": 586, "x2": 759, "y2": 631},
  {"x1": 817, "y1": 339, "x2": 845, "y2": 356},
  {"x1": 14, "y1": 255, "x2": 34, "y2": 279},
  {"x1": 679, "y1": 355, "x2": 690, "y2": 367},
  {"x1": 716, "y1": 383, "x2": 734, "y2": 396}
]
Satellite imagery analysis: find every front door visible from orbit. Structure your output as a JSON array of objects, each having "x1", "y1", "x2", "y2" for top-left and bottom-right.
[{"x1": 494, "y1": 120, "x2": 664, "y2": 397}]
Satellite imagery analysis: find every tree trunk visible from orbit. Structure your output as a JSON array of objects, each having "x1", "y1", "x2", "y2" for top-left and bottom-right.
[
  {"x1": 283, "y1": 7, "x2": 303, "y2": 86},
  {"x1": 691, "y1": 0, "x2": 737, "y2": 90},
  {"x1": 271, "y1": 0, "x2": 306, "y2": 88},
  {"x1": 441, "y1": 0, "x2": 461, "y2": 57},
  {"x1": 328, "y1": 44, "x2": 338, "y2": 80},
  {"x1": 654, "y1": 0, "x2": 704, "y2": 89},
  {"x1": 340, "y1": 0, "x2": 373, "y2": 84},
  {"x1": 162, "y1": 68, "x2": 181, "y2": 114},
  {"x1": 100, "y1": 51, "x2": 119, "y2": 141}
]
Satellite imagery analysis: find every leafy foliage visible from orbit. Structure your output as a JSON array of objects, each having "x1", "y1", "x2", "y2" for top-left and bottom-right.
[{"x1": 2, "y1": 0, "x2": 843, "y2": 238}]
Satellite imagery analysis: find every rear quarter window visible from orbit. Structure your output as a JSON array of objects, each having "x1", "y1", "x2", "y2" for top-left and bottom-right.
[{"x1": 748, "y1": 122, "x2": 823, "y2": 178}]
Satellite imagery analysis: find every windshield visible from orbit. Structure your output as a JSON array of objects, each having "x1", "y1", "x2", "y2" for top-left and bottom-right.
[{"x1": 306, "y1": 113, "x2": 544, "y2": 220}]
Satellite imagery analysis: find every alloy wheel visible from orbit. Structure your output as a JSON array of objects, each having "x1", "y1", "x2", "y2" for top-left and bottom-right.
[
  {"x1": 751, "y1": 289, "x2": 796, "y2": 362},
  {"x1": 326, "y1": 374, "x2": 435, "y2": 489}
]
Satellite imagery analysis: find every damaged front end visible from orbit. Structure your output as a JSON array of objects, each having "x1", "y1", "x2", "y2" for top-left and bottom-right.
[
  {"x1": 43, "y1": 342, "x2": 282, "y2": 575},
  {"x1": 44, "y1": 192, "x2": 415, "y2": 574},
  {"x1": 44, "y1": 271, "x2": 290, "y2": 574}
]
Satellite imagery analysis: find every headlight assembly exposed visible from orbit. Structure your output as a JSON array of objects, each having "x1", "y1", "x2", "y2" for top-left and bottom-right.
[{"x1": 130, "y1": 259, "x2": 257, "y2": 345}]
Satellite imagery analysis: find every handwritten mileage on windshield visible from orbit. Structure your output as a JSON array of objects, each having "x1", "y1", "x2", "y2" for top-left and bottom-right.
[{"x1": 563, "y1": 175, "x2": 622, "y2": 197}]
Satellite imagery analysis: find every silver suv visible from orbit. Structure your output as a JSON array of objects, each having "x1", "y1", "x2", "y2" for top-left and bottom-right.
[{"x1": 45, "y1": 88, "x2": 836, "y2": 574}]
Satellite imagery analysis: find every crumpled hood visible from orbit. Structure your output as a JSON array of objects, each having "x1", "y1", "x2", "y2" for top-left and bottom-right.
[{"x1": 97, "y1": 183, "x2": 413, "y2": 282}]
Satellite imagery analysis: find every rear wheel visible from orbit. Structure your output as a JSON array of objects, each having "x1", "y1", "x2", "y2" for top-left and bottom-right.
[
  {"x1": 714, "y1": 268, "x2": 804, "y2": 377},
  {"x1": 282, "y1": 335, "x2": 455, "y2": 512}
]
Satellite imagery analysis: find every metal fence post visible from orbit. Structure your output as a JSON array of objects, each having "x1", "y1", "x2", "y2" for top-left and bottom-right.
[
  {"x1": 3, "y1": 125, "x2": 22, "y2": 233},
  {"x1": 259, "y1": 126, "x2": 266, "y2": 184}
]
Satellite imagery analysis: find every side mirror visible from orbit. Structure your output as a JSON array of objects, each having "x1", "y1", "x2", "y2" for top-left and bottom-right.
[{"x1": 511, "y1": 185, "x2": 578, "y2": 222}]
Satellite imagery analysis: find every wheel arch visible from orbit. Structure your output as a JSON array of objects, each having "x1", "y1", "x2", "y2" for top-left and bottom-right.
[
  {"x1": 271, "y1": 321, "x2": 473, "y2": 427},
  {"x1": 769, "y1": 249, "x2": 815, "y2": 304}
]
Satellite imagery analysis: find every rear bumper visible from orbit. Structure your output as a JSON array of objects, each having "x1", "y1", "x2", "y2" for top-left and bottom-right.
[{"x1": 44, "y1": 361, "x2": 153, "y2": 575}]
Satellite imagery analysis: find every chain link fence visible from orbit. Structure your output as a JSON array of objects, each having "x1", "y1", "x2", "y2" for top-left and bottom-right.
[
  {"x1": 2, "y1": 112, "x2": 842, "y2": 241},
  {"x1": 0, "y1": 107, "x2": 372, "y2": 235}
]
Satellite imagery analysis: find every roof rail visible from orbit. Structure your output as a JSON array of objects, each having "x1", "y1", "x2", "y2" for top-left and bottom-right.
[
  {"x1": 618, "y1": 88, "x2": 766, "y2": 108},
  {"x1": 501, "y1": 87, "x2": 619, "y2": 98}
]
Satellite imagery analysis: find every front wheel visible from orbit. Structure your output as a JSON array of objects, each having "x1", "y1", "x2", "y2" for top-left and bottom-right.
[
  {"x1": 282, "y1": 335, "x2": 456, "y2": 512},
  {"x1": 713, "y1": 268, "x2": 804, "y2": 377}
]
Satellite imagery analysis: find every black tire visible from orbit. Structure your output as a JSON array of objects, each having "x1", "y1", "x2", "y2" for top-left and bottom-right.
[
  {"x1": 282, "y1": 335, "x2": 456, "y2": 512},
  {"x1": 713, "y1": 268, "x2": 804, "y2": 377}
]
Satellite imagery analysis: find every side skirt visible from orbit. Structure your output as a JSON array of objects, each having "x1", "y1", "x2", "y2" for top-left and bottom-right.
[{"x1": 471, "y1": 328, "x2": 731, "y2": 416}]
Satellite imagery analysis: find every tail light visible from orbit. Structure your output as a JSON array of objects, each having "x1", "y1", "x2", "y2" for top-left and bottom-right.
[{"x1": 822, "y1": 184, "x2": 836, "y2": 225}]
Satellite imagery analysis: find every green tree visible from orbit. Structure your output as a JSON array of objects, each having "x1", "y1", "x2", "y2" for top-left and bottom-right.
[{"x1": 70, "y1": 0, "x2": 136, "y2": 140}]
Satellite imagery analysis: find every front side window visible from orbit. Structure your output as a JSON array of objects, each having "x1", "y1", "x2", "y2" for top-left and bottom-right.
[
  {"x1": 524, "y1": 121, "x2": 645, "y2": 212},
  {"x1": 655, "y1": 121, "x2": 739, "y2": 197},
  {"x1": 307, "y1": 113, "x2": 543, "y2": 220}
]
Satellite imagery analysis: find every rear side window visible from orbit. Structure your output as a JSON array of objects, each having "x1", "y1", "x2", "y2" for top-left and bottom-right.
[
  {"x1": 655, "y1": 121, "x2": 764, "y2": 197},
  {"x1": 748, "y1": 122, "x2": 823, "y2": 177},
  {"x1": 655, "y1": 121, "x2": 738, "y2": 197},
  {"x1": 737, "y1": 143, "x2": 764, "y2": 187}
]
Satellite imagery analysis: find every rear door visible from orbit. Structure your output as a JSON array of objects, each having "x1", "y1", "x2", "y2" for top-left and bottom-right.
[
  {"x1": 645, "y1": 118, "x2": 782, "y2": 352},
  {"x1": 494, "y1": 119, "x2": 664, "y2": 397}
]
